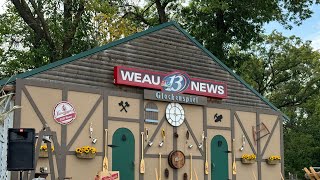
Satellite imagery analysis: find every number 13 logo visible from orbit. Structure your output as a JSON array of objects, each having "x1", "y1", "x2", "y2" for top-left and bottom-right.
[{"x1": 161, "y1": 72, "x2": 190, "y2": 93}]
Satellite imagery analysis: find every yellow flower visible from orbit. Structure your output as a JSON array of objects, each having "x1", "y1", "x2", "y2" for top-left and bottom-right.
[
  {"x1": 84, "y1": 149, "x2": 90, "y2": 154},
  {"x1": 242, "y1": 154, "x2": 256, "y2": 160},
  {"x1": 269, "y1": 155, "x2": 281, "y2": 161},
  {"x1": 76, "y1": 148, "x2": 83, "y2": 154}
]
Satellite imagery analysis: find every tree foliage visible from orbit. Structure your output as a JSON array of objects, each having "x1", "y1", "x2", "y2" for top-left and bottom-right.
[
  {"x1": 181, "y1": 0, "x2": 320, "y2": 69},
  {"x1": 232, "y1": 32, "x2": 320, "y2": 109},
  {"x1": 232, "y1": 32, "x2": 320, "y2": 178}
]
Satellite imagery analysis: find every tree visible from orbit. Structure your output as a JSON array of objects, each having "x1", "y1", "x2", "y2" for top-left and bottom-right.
[
  {"x1": 230, "y1": 32, "x2": 320, "y2": 178},
  {"x1": 232, "y1": 32, "x2": 320, "y2": 109},
  {"x1": 118, "y1": 0, "x2": 184, "y2": 27},
  {"x1": 0, "y1": 0, "x2": 139, "y2": 79},
  {"x1": 181, "y1": 0, "x2": 320, "y2": 69}
]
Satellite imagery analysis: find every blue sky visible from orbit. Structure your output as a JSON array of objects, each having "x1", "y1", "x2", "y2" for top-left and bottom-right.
[{"x1": 264, "y1": 4, "x2": 320, "y2": 50}]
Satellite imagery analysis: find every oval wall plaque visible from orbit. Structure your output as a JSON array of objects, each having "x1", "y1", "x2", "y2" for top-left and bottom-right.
[
  {"x1": 53, "y1": 101, "x2": 76, "y2": 125},
  {"x1": 168, "y1": 150, "x2": 185, "y2": 169}
]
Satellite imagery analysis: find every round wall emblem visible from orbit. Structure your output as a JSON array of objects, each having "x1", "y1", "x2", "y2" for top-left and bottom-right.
[
  {"x1": 53, "y1": 101, "x2": 76, "y2": 125},
  {"x1": 168, "y1": 150, "x2": 185, "y2": 169}
]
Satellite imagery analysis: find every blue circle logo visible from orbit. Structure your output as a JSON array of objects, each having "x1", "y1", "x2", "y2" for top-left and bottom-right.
[{"x1": 161, "y1": 72, "x2": 190, "y2": 93}]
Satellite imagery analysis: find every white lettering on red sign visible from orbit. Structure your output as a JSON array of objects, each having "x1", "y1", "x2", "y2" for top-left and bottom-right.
[
  {"x1": 53, "y1": 101, "x2": 76, "y2": 125},
  {"x1": 114, "y1": 66, "x2": 227, "y2": 98}
]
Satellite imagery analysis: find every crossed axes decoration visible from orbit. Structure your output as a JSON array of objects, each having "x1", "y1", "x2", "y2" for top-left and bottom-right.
[{"x1": 118, "y1": 101, "x2": 130, "y2": 113}]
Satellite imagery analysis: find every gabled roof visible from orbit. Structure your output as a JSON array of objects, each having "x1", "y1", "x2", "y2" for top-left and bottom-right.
[{"x1": 0, "y1": 21, "x2": 286, "y2": 118}]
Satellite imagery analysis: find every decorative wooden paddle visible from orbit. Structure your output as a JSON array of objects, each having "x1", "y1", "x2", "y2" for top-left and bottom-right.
[
  {"x1": 252, "y1": 170, "x2": 257, "y2": 180},
  {"x1": 140, "y1": 132, "x2": 145, "y2": 173},
  {"x1": 280, "y1": 172, "x2": 285, "y2": 180},
  {"x1": 103, "y1": 129, "x2": 108, "y2": 172},
  {"x1": 190, "y1": 153, "x2": 193, "y2": 180},
  {"x1": 159, "y1": 153, "x2": 162, "y2": 180},
  {"x1": 205, "y1": 137, "x2": 209, "y2": 175},
  {"x1": 232, "y1": 139, "x2": 237, "y2": 175},
  {"x1": 194, "y1": 169, "x2": 199, "y2": 180},
  {"x1": 155, "y1": 168, "x2": 159, "y2": 180}
]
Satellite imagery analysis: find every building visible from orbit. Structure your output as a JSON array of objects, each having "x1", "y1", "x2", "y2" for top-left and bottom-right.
[{"x1": 0, "y1": 22, "x2": 284, "y2": 180}]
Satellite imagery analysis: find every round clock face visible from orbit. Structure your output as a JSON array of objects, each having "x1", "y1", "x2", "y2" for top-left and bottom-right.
[{"x1": 166, "y1": 103, "x2": 185, "y2": 127}]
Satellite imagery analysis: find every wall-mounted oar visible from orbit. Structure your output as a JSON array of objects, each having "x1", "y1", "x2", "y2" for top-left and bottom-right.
[
  {"x1": 194, "y1": 169, "x2": 199, "y2": 180},
  {"x1": 252, "y1": 170, "x2": 257, "y2": 180},
  {"x1": 103, "y1": 129, "x2": 108, "y2": 172},
  {"x1": 159, "y1": 153, "x2": 162, "y2": 180},
  {"x1": 232, "y1": 139, "x2": 237, "y2": 175},
  {"x1": 190, "y1": 153, "x2": 193, "y2": 180},
  {"x1": 140, "y1": 132, "x2": 145, "y2": 173},
  {"x1": 205, "y1": 137, "x2": 209, "y2": 175},
  {"x1": 155, "y1": 168, "x2": 159, "y2": 180}
]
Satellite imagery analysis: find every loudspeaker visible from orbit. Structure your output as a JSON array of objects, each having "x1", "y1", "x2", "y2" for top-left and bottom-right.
[{"x1": 7, "y1": 128, "x2": 35, "y2": 171}]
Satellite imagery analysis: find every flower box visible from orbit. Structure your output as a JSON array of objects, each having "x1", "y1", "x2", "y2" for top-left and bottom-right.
[
  {"x1": 241, "y1": 158, "x2": 256, "y2": 164},
  {"x1": 39, "y1": 150, "x2": 48, "y2": 158},
  {"x1": 75, "y1": 146, "x2": 97, "y2": 159},
  {"x1": 76, "y1": 153, "x2": 96, "y2": 159},
  {"x1": 267, "y1": 159, "x2": 280, "y2": 165}
]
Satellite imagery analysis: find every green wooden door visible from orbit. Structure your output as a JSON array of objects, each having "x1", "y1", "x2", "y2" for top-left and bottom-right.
[
  {"x1": 112, "y1": 128, "x2": 135, "y2": 180},
  {"x1": 211, "y1": 135, "x2": 228, "y2": 180}
]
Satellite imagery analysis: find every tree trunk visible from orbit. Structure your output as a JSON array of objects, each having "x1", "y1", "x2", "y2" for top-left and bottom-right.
[{"x1": 155, "y1": 0, "x2": 168, "y2": 24}]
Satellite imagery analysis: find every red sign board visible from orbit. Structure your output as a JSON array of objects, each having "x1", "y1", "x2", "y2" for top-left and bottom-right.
[{"x1": 114, "y1": 66, "x2": 227, "y2": 98}]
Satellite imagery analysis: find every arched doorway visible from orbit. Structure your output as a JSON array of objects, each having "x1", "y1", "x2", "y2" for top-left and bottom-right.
[
  {"x1": 112, "y1": 128, "x2": 135, "y2": 180},
  {"x1": 211, "y1": 135, "x2": 228, "y2": 180}
]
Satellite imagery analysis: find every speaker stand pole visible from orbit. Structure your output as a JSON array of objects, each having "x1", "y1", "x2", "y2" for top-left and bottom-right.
[{"x1": 20, "y1": 171, "x2": 23, "y2": 180}]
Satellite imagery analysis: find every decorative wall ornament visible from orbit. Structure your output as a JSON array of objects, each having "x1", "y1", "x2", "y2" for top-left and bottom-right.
[
  {"x1": 145, "y1": 102, "x2": 159, "y2": 124},
  {"x1": 145, "y1": 128, "x2": 149, "y2": 142},
  {"x1": 183, "y1": 173, "x2": 188, "y2": 180},
  {"x1": 252, "y1": 122, "x2": 270, "y2": 144},
  {"x1": 214, "y1": 113, "x2": 223, "y2": 122},
  {"x1": 118, "y1": 101, "x2": 130, "y2": 113},
  {"x1": 159, "y1": 153, "x2": 162, "y2": 180},
  {"x1": 239, "y1": 135, "x2": 245, "y2": 151},
  {"x1": 140, "y1": 132, "x2": 145, "y2": 174},
  {"x1": 168, "y1": 150, "x2": 185, "y2": 169},
  {"x1": 53, "y1": 101, "x2": 76, "y2": 125},
  {"x1": 198, "y1": 131, "x2": 205, "y2": 149},
  {"x1": 190, "y1": 153, "x2": 193, "y2": 179},
  {"x1": 174, "y1": 132, "x2": 179, "y2": 138},
  {"x1": 89, "y1": 122, "x2": 97, "y2": 144},
  {"x1": 164, "y1": 168, "x2": 169, "y2": 178},
  {"x1": 204, "y1": 137, "x2": 209, "y2": 175},
  {"x1": 148, "y1": 141, "x2": 154, "y2": 147},
  {"x1": 186, "y1": 130, "x2": 192, "y2": 149},
  {"x1": 159, "y1": 129, "x2": 165, "y2": 147}
]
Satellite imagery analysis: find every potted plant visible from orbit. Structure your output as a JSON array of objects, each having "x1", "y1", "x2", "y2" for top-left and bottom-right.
[
  {"x1": 267, "y1": 155, "x2": 281, "y2": 165},
  {"x1": 241, "y1": 154, "x2": 256, "y2": 164},
  {"x1": 39, "y1": 145, "x2": 54, "y2": 158},
  {"x1": 75, "y1": 146, "x2": 96, "y2": 159}
]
